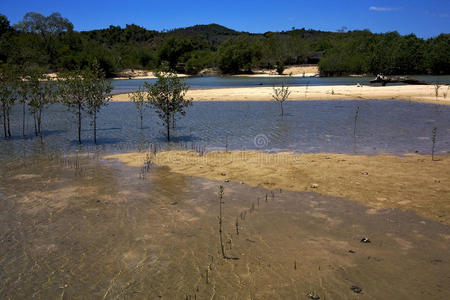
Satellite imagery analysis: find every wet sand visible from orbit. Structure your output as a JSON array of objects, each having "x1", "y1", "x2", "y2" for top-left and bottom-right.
[
  {"x1": 1, "y1": 152, "x2": 449, "y2": 299},
  {"x1": 105, "y1": 151, "x2": 450, "y2": 225},
  {"x1": 112, "y1": 84, "x2": 450, "y2": 105}
]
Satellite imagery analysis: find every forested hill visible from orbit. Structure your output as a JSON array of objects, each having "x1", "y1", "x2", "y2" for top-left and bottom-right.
[{"x1": 0, "y1": 12, "x2": 449, "y2": 77}]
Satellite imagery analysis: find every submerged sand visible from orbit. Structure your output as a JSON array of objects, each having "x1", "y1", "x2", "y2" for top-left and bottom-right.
[
  {"x1": 104, "y1": 151, "x2": 450, "y2": 225},
  {"x1": 112, "y1": 84, "x2": 450, "y2": 105},
  {"x1": 2, "y1": 151, "x2": 449, "y2": 298}
]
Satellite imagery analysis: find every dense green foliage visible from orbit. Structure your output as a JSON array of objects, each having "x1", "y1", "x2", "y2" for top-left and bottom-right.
[
  {"x1": 318, "y1": 31, "x2": 450, "y2": 76},
  {"x1": 145, "y1": 68, "x2": 191, "y2": 142},
  {"x1": 0, "y1": 12, "x2": 449, "y2": 76},
  {"x1": 58, "y1": 63, "x2": 112, "y2": 144}
]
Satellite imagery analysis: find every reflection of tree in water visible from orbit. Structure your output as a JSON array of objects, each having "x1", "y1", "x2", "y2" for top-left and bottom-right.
[{"x1": 270, "y1": 114, "x2": 294, "y2": 150}]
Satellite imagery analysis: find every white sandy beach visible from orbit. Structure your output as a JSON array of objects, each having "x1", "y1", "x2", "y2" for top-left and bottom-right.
[{"x1": 112, "y1": 84, "x2": 450, "y2": 105}]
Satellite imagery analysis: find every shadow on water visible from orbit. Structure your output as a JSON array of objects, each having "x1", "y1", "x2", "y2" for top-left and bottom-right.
[
  {"x1": 69, "y1": 138, "x2": 124, "y2": 146},
  {"x1": 40, "y1": 129, "x2": 67, "y2": 136},
  {"x1": 1, "y1": 129, "x2": 66, "y2": 141},
  {"x1": 153, "y1": 135, "x2": 202, "y2": 143},
  {"x1": 81, "y1": 127, "x2": 123, "y2": 132}
]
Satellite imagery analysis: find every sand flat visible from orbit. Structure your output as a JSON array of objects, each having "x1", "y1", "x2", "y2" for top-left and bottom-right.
[
  {"x1": 112, "y1": 84, "x2": 450, "y2": 105},
  {"x1": 105, "y1": 150, "x2": 450, "y2": 224},
  {"x1": 2, "y1": 154, "x2": 449, "y2": 298}
]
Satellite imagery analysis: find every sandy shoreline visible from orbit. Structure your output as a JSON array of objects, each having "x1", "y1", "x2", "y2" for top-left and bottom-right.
[
  {"x1": 232, "y1": 65, "x2": 319, "y2": 77},
  {"x1": 111, "y1": 65, "x2": 320, "y2": 80},
  {"x1": 104, "y1": 150, "x2": 450, "y2": 225},
  {"x1": 112, "y1": 84, "x2": 450, "y2": 105}
]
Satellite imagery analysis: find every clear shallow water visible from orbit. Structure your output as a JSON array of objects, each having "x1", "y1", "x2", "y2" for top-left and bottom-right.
[
  {"x1": 111, "y1": 75, "x2": 450, "y2": 95},
  {"x1": 1, "y1": 100, "x2": 449, "y2": 158},
  {"x1": 1, "y1": 100, "x2": 450, "y2": 298},
  {"x1": 1, "y1": 156, "x2": 448, "y2": 299}
]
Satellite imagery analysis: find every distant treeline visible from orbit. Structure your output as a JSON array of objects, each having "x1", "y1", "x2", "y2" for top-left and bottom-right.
[{"x1": 0, "y1": 12, "x2": 449, "y2": 77}]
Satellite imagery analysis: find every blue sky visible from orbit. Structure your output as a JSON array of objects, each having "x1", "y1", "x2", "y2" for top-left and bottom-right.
[{"x1": 1, "y1": 0, "x2": 449, "y2": 38}]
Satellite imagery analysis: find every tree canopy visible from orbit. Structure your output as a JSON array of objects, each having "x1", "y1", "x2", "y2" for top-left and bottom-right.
[{"x1": 0, "y1": 12, "x2": 449, "y2": 76}]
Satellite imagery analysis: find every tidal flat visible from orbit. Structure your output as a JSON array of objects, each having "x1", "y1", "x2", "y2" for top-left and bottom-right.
[
  {"x1": 1, "y1": 153, "x2": 449, "y2": 299},
  {"x1": 1, "y1": 99, "x2": 450, "y2": 299}
]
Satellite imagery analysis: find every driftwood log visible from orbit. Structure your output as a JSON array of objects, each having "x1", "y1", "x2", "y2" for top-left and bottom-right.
[{"x1": 370, "y1": 74, "x2": 431, "y2": 86}]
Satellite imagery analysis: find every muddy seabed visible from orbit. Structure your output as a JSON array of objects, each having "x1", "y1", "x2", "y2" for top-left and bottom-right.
[{"x1": 0, "y1": 153, "x2": 449, "y2": 299}]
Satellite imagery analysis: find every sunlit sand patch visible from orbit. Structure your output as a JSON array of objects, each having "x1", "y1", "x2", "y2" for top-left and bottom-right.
[
  {"x1": 12, "y1": 174, "x2": 41, "y2": 180},
  {"x1": 366, "y1": 208, "x2": 379, "y2": 214},
  {"x1": 308, "y1": 211, "x2": 343, "y2": 226},
  {"x1": 391, "y1": 236, "x2": 414, "y2": 250},
  {"x1": 105, "y1": 150, "x2": 450, "y2": 224}
]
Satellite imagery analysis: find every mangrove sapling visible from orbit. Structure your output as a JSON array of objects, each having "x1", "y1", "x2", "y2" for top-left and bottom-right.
[
  {"x1": 235, "y1": 217, "x2": 239, "y2": 235},
  {"x1": 272, "y1": 82, "x2": 291, "y2": 116},
  {"x1": 139, "y1": 153, "x2": 152, "y2": 179},
  {"x1": 85, "y1": 62, "x2": 113, "y2": 144},
  {"x1": 58, "y1": 70, "x2": 88, "y2": 144},
  {"x1": 18, "y1": 80, "x2": 31, "y2": 137},
  {"x1": 145, "y1": 68, "x2": 191, "y2": 142},
  {"x1": 354, "y1": 106, "x2": 360, "y2": 137},
  {"x1": 305, "y1": 81, "x2": 310, "y2": 99},
  {"x1": 218, "y1": 185, "x2": 226, "y2": 258},
  {"x1": 227, "y1": 233, "x2": 233, "y2": 250},
  {"x1": 28, "y1": 68, "x2": 56, "y2": 137},
  {"x1": 434, "y1": 83, "x2": 441, "y2": 100},
  {"x1": 443, "y1": 86, "x2": 449, "y2": 99},
  {"x1": 0, "y1": 67, "x2": 19, "y2": 139},
  {"x1": 129, "y1": 87, "x2": 146, "y2": 129},
  {"x1": 225, "y1": 135, "x2": 228, "y2": 152},
  {"x1": 432, "y1": 127, "x2": 437, "y2": 161}
]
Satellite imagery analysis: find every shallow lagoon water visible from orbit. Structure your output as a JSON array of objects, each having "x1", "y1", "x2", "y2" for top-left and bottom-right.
[
  {"x1": 1, "y1": 99, "x2": 450, "y2": 298},
  {"x1": 1, "y1": 100, "x2": 450, "y2": 158}
]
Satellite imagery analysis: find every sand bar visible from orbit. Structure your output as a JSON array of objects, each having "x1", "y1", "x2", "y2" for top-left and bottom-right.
[
  {"x1": 104, "y1": 150, "x2": 450, "y2": 225},
  {"x1": 112, "y1": 84, "x2": 450, "y2": 105}
]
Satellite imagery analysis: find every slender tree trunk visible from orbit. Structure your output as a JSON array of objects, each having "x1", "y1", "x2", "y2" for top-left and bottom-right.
[
  {"x1": 2, "y1": 104, "x2": 7, "y2": 139},
  {"x1": 172, "y1": 114, "x2": 175, "y2": 129},
  {"x1": 78, "y1": 103, "x2": 82, "y2": 144},
  {"x1": 33, "y1": 112, "x2": 37, "y2": 136},
  {"x1": 22, "y1": 101, "x2": 25, "y2": 136},
  {"x1": 280, "y1": 102, "x2": 284, "y2": 116},
  {"x1": 219, "y1": 188, "x2": 225, "y2": 258},
  {"x1": 6, "y1": 105, "x2": 11, "y2": 137},
  {"x1": 93, "y1": 111, "x2": 97, "y2": 144},
  {"x1": 166, "y1": 114, "x2": 170, "y2": 142},
  {"x1": 140, "y1": 112, "x2": 143, "y2": 129},
  {"x1": 37, "y1": 107, "x2": 42, "y2": 136}
]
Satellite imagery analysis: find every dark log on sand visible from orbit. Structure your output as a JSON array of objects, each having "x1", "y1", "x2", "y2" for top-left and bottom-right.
[{"x1": 370, "y1": 74, "x2": 432, "y2": 86}]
